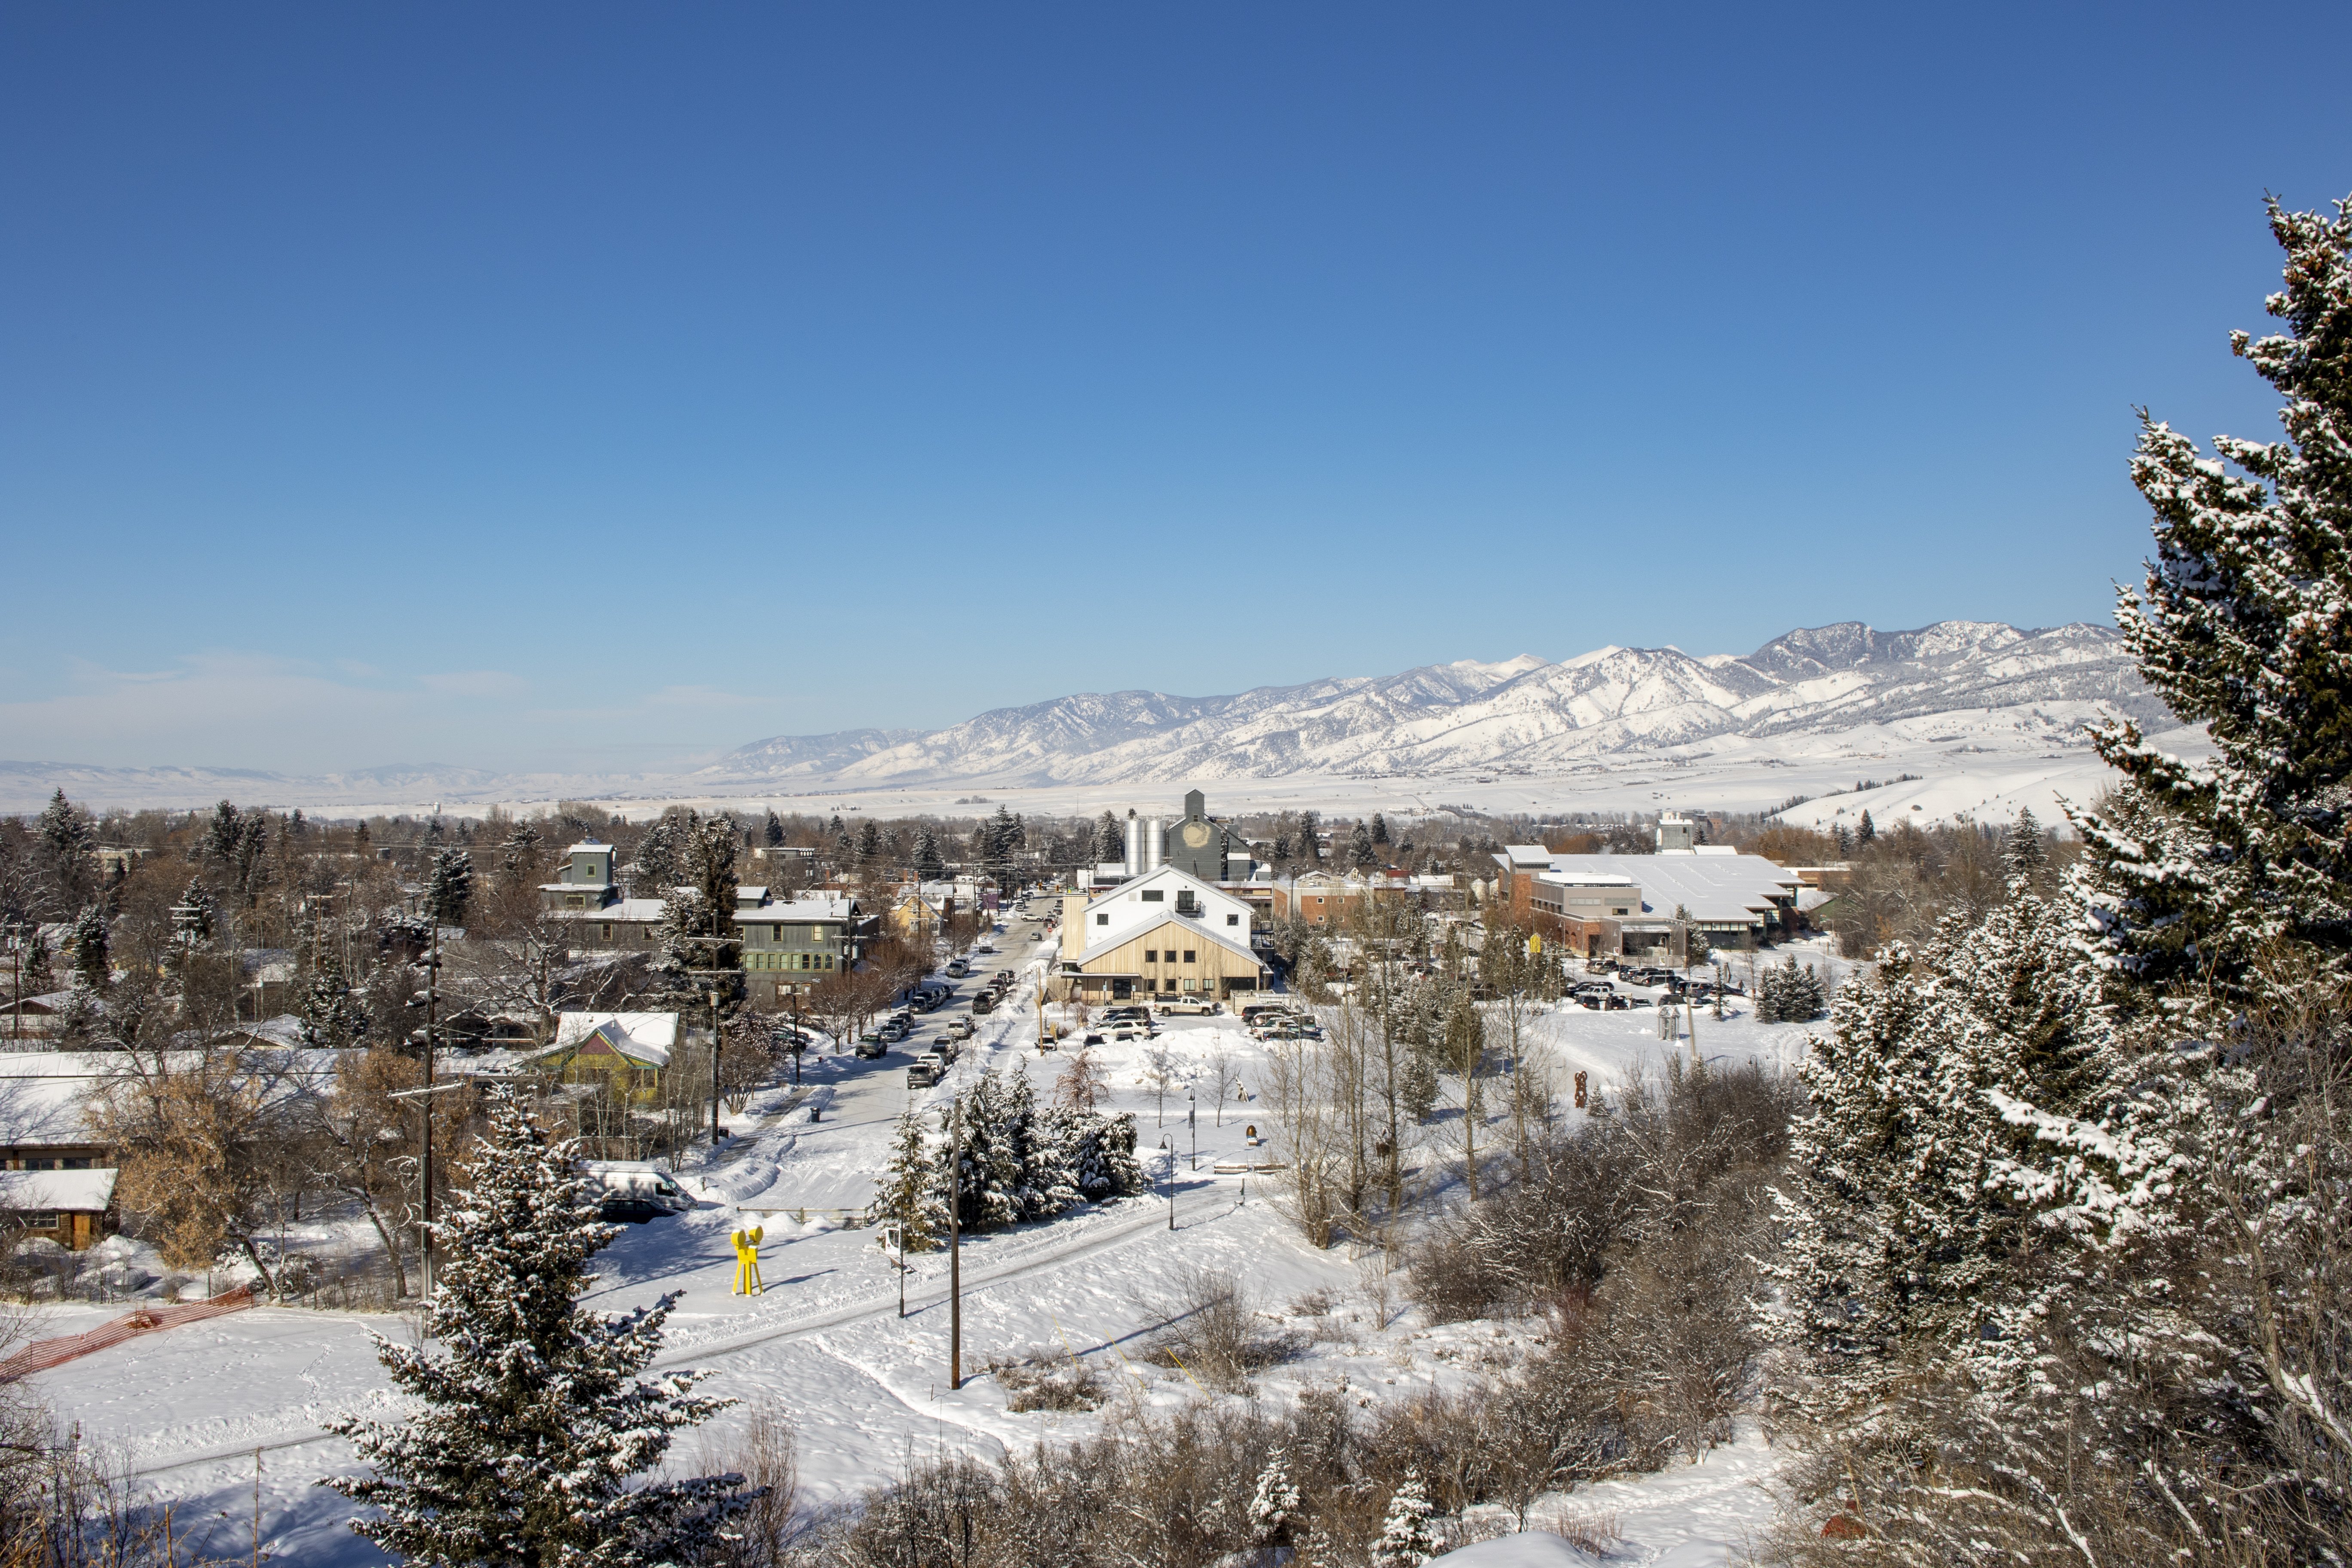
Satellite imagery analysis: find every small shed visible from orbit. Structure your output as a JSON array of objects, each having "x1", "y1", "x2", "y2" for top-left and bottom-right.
[{"x1": 0, "y1": 1168, "x2": 117, "y2": 1251}]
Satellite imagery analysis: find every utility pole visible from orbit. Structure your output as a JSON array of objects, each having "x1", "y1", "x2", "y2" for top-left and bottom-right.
[
  {"x1": 422, "y1": 917, "x2": 439, "y2": 1298},
  {"x1": 948, "y1": 1098, "x2": 963, "y2": 1390},
  {"x1": 1188, "y1": 1092, "x2": 1197, "y2": 1172}
]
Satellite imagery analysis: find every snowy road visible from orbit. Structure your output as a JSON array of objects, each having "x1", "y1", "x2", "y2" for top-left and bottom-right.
[{"x1": 16, "y1": 921, "x2": 1835, "y2": 1565}]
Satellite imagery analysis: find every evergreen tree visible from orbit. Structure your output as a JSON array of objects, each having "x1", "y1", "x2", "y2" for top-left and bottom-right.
[
  {"x1": 913, "y1": 829, "x2": 946, "y2": 882},
  {"x1": 323, "y1": 1088, "x2": 746, "y2": 1564},
  {"x1": 1756, "y1": 956, "x2": 1824, "y2": 1023},
  {"x1": 499, "y1": 822, "x2": 544, "y2": 882},
  {"x1": 33, "y1": 790, "x2": 96, "y2": 910},
  {"x1": 1295, "y1": 811, "x2": 1321, "y2": 864},
  {"x1": 170, "y1": 879, "x2": 217, "y2": 954},
  {"x1": 1371, "y1": 1470, "x2": 1440, "y2": 1568},
  {"x1": 854, "y1": 820, "x2": 882, "y2": 867},
  {"x1": 299, "y1": 946, "x2": 366, "y2": 1047},
  {"x1": 1831, "y1": 821, "x2": 1854, "y2": 856},
  {"x1": 1247, "y1": 1449, "x2": 1300, "y2": 1547},
  {"x1": 763, "y1": 810, "x2": 785, "y2": 848},
  {"x1": 1856, "y1": 809, "x2": 1875, "y2": 847},
  {"x1": 874, "y1": 1109, "x2": 944, "y2": 1252},
  {"x1": 1370, "y1": 813, "x2": 1390, "y2": 846},
  {"x1": 65, "y1": 906, "x2": 107, "y2": 991},
  {"x1": 634, "y1": 814, "x2": 687, "y2": 891},
  {"x1": 2070, "y1": 197, "x2": 2352, "y2": 1004},
  {"x1": 18, "y1": 928, "x2": 55, "y2": 996},
  {"x1": 1090, "y1": 811, "x2": 1121, "y2": 865},
  {"x1": 425, "y1": 847, "x2": 473, "y2": 928},
  {"x1": 1776, "y1": 892, "x2": 2110, "y2": 1403},
  {"x1": 1350, "y1": 823, "x2": 1378, "y2": 870},
  {"x1": 1999, "y1": 805, "x2": 2049, "y2": 892}
]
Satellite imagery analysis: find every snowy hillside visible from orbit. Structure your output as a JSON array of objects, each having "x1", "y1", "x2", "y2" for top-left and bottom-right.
[
  {"x1": 0, "y1": 620, "x2": 2169, "y2": 819},
  {"x1": 700, "y1": 619, "x2": 2163, "y2": 790}
]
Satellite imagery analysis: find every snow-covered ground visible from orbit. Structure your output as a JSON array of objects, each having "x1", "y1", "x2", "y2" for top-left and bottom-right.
[{"x1": 15, "y1": 919, "x2": 1833, "y2": 1564}]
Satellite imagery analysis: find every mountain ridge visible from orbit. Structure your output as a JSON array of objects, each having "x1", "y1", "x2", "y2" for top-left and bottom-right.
[{"x1": 0, "y1": 619, "x2": 2164, "y2": 812}]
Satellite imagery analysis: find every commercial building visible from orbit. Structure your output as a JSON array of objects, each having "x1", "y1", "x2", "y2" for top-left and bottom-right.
[
  {"x1": 1056, "y1": 865, "x2": 1270, "y2": 1002},
  {"x1": 1492, "y1": 814, "x2": 1805, "y2": 956}
]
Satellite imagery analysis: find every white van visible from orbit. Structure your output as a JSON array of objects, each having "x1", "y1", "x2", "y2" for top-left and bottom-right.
[{"x1": 581, "y1": 1161, "x2": 695, "y2": 1223}]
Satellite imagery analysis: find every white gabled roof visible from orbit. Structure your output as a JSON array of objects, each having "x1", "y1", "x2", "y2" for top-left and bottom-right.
[
  {"x1": 1077, "y1": 911, "x2": 1264, "y2": 971},
  {"x1": 0, "y1": 1167, "x2": 116, "y2": 1213},
  {"x1": 551, "y1": 1012, "x2": 679, "y2": 1066}
]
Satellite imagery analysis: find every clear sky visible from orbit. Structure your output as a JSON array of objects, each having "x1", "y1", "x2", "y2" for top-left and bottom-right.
[{"x1": 4, "y1": 3, "x2": 2348, "y2": 774}]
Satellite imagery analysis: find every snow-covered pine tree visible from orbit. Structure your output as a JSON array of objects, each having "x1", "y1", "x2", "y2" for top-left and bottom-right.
[
  {"x1": 1351, "y1": 823, "x2": 1378, "y2": 870},
  {"x1": 298, "y1": 946, "x2": 366, "y2": 1047},
  {"x1": 17, "y1": 928, "x2": 55, "y2": 996},
  {"x1": 1777, "y1": 890, "x2": 2113, "y2": 1408},
  {"x1": 913, "y1": 829, "x2": 946, "y2": 882},
  {"x1": 1371, "y1": 813, "x2": 1390, "y2": 847},
  {"x1": 424, "y1": 847, "x2": 472, "y2": 928},
  {"x1": 1296, "y1": 811, "x2": 1321, "y2": 864},
  {"x1": 1856, "y1": 810, "x2": 1875, "y2": 847},
  {"x1": 763, "y1": 810, "x2": 785, "y2": 848},
  {"x1": 874, "y1": 1109, "x2": 943, "y2": 1251},
  {"x1": 953, "y1": 1073, "x2": 1028, "y2": 1229},
  {"x1": 1069, "y1": 1110, "x2": 1146, "y2": 1202},
  {"x1": 1247, "y1": 1447, "x2": 1301, "y2": 1547},
  {"x1": 322, "y1": 1087, "x2": 746, "y2": 1564},
  {"x1": 2070, "y1": 196, "x2": 2352, "y2": 1006},
  {"x1": 1011, "y1": 1072, "x2": 1083, "y2": 1219},
  {"x1": 2001, "y1": 806, "x2": 2049, "y2": 888},
  {"x1": 65, "y1": 905, "x2": 107, "y2": 991},
  {"x1": 1371, "y1": 1469, "x2": 1440, "y2": 1568},
  {"x1": 1090, "y1": 811, "x2": 1121, "y2": 866},
  {"x1": 33, "y1": 789, "x2": 96, "y2": 909}
]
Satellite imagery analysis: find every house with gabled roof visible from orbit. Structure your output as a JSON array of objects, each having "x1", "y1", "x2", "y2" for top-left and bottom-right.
[
  {"x1": 521, "y1": 1012, "x2": 678, "y2": 1104},
  {"x1": 1056, "y1": 865, "x2": 1267, "y2": 1002}
]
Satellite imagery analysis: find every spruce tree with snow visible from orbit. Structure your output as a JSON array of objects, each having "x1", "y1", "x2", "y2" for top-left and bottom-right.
[
  {"x1": 425, "y1": 847, "x2": 473, "y2": 928},
  {"x1": 322, "y1": 1087, "x2": 746, "y2": 1565},
  {"x1": 873, "y1": 1109, "x2": 943, "y2": 1251},
  {"x1": 1756, "y1": 956, "x2": 1823, "y2": 1023},
  {"x1": 913, "y1": 828, "x2": 946, "y2": 882},
  {"x1": 763, "y1": 809, "x2": 785, "y2": 848},
  {"x1": 1776, "y1": 889, "x2": 2111, "y2": 1402},
  {"x1": 17, "y1": 928, "x2": 54, "y2": 997},
  {"x1": 2001, "y1": 806, "x2": 2049, "y2": 888},
  {"x1": 65, "y1": 905, "x2": 107, "y2": 991},
  {"x1": 2067, "y1": 197, "x2": 2352, "y2": 1006},
  {"x1": 1090, "y1": 811, "x2": 1121, "y2": 865},
  {"x1": 1371, "y1": 812, "x2": 1390, "y2": 847},
  {"x1": 1247, "y1": 1448, "x2": 1300, "y2": 1547},
  {"x1": 1856, "y1": 809, "x2": 1875, "y2": 847},
  {"x1": 1371, "y1": 1470, "x2": 1440, "y2": 1568},
  {"x1": 298, "y1": 946, "x2": 366, "y2": 1047},
  {"x1": 1351, "y1": 822, "x2": 1378, "y2": 870}
]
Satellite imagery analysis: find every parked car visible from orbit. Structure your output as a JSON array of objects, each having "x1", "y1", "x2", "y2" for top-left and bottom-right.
[
  {"x1": 974, "y1": 943, "x2": 997, "y2": 955},
  {"x1": 947, "y1": 1016, "x2": 975, "y2": 1039},
  {"x1": 971, "y1": 993, "x2": 995, "y2": 1016},
  {"x1": 582, "y1": 1162, "x2": 695, "y2": 1223},
  {"x1": 1156, "y1": 998, "x2": 1218, "y2": 1015},
  {"x1": 945, "y1": 959, "x2": 969, "y2": 977},
  {"x1": 906, "y1": 1062, "x2": 941, "y2": 1088},
  {"x1": 854, "y1": 1033, "x2": 890, "y2": 1058}
]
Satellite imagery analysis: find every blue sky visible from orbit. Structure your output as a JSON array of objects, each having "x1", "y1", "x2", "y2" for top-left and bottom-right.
[{"x1": 4, "y1": 3, "x2": 2348, "y2": 773}]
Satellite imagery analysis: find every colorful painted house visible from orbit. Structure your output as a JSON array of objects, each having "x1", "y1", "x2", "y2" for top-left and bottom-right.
[{"x1": 522, "y1": 1012, "x2": 679, "y2": 1103}]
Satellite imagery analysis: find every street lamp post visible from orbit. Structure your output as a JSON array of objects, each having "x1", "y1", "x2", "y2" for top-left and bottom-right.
[
  {"x1": 708, "y1": 989, "x2": 725, "y2": 1148},
  {"x1": 1160, "y1": 1137, "x2": 1176, "y2": 1231},
  {"x1": 1188, "y1": 1091, "x2": 1197, "y2": 1172}
]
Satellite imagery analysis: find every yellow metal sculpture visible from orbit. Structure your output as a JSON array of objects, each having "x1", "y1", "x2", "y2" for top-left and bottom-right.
[{"x1": 732, "y1": 1225, "x2": 765, "y2": 1296}]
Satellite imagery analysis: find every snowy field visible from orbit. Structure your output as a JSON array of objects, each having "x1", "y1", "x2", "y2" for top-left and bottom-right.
[{"x1": 11, "y1": 922, "x2": 1843, "y2": 1564}]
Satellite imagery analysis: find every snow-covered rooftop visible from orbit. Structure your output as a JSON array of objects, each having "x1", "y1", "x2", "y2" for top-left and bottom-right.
[
  {"x1": 0, "y1": 1167, "x2": 116, "y2": 1213},
  {"x1": 1525, "y1": 852, "x2": 1800, "y2": 925},
  {"x1": 732, "y1": 898, "x2": 853, "y2": 925}
]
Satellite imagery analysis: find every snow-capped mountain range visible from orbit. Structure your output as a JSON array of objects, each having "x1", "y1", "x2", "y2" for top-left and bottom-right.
[
  {"x1": 0, "y1": 620, "x2": 2169, "y2": 815},
  {"x1": 697, "y1": 619, "x2": 2162, "y2": 790}
]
